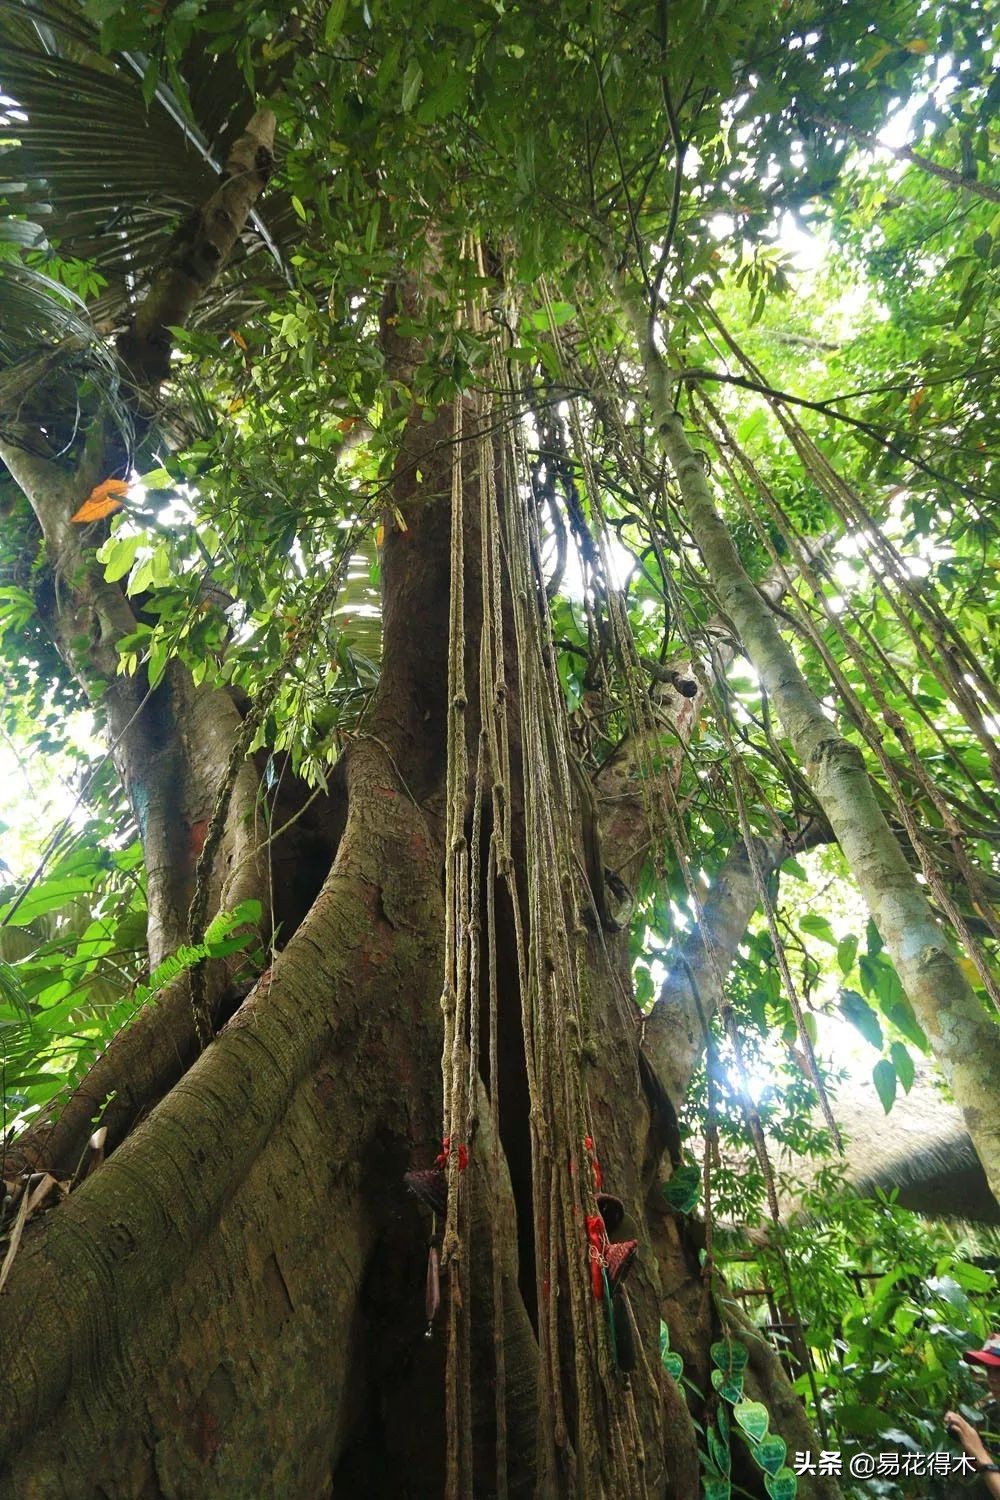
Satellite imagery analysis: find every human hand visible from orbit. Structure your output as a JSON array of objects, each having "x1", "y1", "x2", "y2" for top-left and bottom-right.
[{"x1": 945, "y1": 1410, "x2": 990, "y2": 1465}]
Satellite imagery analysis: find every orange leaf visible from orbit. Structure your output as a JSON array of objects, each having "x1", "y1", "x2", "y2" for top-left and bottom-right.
[
  {"x1": 230, "y1": 330, "x2": 249, "y2": 352},
  {"x1": 909, "y1": 386, "x2": 928, "y2": 414},
  {"x1": 71, "y1": 478, "x2": 128, "y2": 523},
  {"x1": 338, "y1": 416, "x2": 361, "y2": 433}
]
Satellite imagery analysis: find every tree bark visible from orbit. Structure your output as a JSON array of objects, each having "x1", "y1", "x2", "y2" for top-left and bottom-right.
[
  {"x1": 0, "y1": 207, "x2": 837, "y2": 1500},
  {"x1": 0, "y1": 734, "x2": 448, "y2": 1498},
  {"x1": 647, "y1": 834, "x2": 788, "y2": 1105}
]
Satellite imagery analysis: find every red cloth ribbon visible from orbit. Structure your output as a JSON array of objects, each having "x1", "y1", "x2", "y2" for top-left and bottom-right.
[
  {"x1": 586, "y1": 1213, "x2": 608, "y2": 1299},
  {"x1": 435, "y1": 1136, "x2": 469, "y2": 1171},
  {"x1": 583, "y1": 1135, "x2": 603, "y2": 1191}
]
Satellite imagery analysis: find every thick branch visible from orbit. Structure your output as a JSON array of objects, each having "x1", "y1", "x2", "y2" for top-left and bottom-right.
[
  {"x1": 117, "y1": 110, "x2": 276, "y2": 390},
  {"x1": 646, "y1": 834, "x2": 788, "y2": 1104}
]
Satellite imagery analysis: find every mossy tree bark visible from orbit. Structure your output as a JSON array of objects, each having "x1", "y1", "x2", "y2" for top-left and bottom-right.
[
  {"x1": 0, "y1": 208, "x2": 841, "y2": 1500},
  {"x1": 0, "y1": 377, "x2": 841, "y2": 1498}
]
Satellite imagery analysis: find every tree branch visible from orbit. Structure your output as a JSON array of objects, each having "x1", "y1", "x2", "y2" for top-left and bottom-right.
[{"x1": 811, "y1": 110, "x2": 1000, "y2": 206}]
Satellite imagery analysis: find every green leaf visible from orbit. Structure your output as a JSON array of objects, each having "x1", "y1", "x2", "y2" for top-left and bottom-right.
[
  {"x1": 839, "y1": 988, "x2": 883, "y2": 1049},
  {"x1": 0, "y1": 962, "x2": 31, "y2": 1016},
  {"x1": 662, "y1": 1350, "x2": 683, "y2": 1380},
  {"x1": 149, "y1": 546, "x2": 171, "y2": 587},
  {"x1": 0, "y1": 877, "x2": 96, "y2": 928},
  {"x1": 835, "y1": 1401, "x2": 890, "y2": 1435},
  {"x1": 733, "y1": 1400, "x2": 770, "y2": 1444},
  {"x1": 798, "y1": 913, "x2": 837, "y2": 946},
  {"x1": 415, "y1": 69, "x2": 469, "y2": 124},
  {"x1": 703, "y1": 1478, "x2": 731, "y2": 1500},
  {"x1": 764, "y1": 1468, "x2": 798, "y2": 1500},
  {"x1": 401, "y1": 59, "x2": 423, "y2": 113},
  {"x1": 137, "y1": 466, "x2": 173, "y2": 491},
  {"x1": 323, "y1": 0, "x2": 349, "y2": 43},
  {"x1": 884, "y1": 999, "x2": 928, "y2": 1052},
  {"x1": 872, "y1": 1058, "x2": 897, "y2": 1114},
  {"x1": 127, "y1": 557, "x2": 154, "y2": 596},
  {"x1": 546, "y1": 300, "x2": 577, "y2": 326},
  {"x1": 890, "y1": 1040, "x2": 914, "y2": 1092},
  {"x1": 837, "y1": 934, "x2": 858, "y2": 975},
  {"x1": 99, "y1": 534, "x2": 140, "y2": 584},
  {"x1": 949, "y1": 1261, "x2": 994, "y2": 1293},
  {"x1": 753, "y1": 1434, "x2": 787, "y2": 1476}
]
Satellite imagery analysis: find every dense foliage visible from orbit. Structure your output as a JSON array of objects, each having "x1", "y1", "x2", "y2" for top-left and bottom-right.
[{"x1": 1, "y1": 0, "x2": 998, "y2": 1494}]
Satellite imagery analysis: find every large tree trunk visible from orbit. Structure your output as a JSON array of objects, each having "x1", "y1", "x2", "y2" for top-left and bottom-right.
[
  {"x1": 0, "y1": 377, "x2": 841, "y2": 1499},
  {"x1": 0, "y1": 215, "x2": 838, "y2": 1500}
]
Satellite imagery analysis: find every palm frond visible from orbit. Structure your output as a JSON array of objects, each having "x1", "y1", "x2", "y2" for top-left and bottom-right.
[
  {"x1": 0, "y1": 259, "x2": 94, "y2": 360},
  {"x1": 0, "y1": 262, "x2": 131, "y2": 456},
  {"x1": 336, "y1": 533, "x2": 383, "y2": 664},
  {"x1": 0, "y1": 0, "x2": 290, "y2": 329}
]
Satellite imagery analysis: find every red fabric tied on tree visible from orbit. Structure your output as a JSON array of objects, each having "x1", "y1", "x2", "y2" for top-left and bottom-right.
[
  {"x1": 435, "y1": 1136, "x2": 469, "y2": 1171},
  {"x1": 586, "y1": 1213, "x2": 608, "y2": 1300},
  {"x1": 583, "y1": 1135, "x2": 603, "y2": 1190}
]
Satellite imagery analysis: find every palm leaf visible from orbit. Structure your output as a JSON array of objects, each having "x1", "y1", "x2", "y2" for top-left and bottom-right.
[
  {"x1": 0, "y1": 0, "x2": 291, "y2": 331},
  {"x1": 336, "y1": 532, "x2": 383, "y2": 664}
]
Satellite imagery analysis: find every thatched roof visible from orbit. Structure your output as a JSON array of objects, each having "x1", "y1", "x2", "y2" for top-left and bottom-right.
[{"x1": 831, "y1": 1063, "x2": 998, "y2": 1224}]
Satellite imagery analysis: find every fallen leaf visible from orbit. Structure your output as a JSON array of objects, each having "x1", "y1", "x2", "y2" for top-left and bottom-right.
[
  {"x1": 0, "y1": 1188, "x2": 29, "y2": 1293},
  {"x1": 0, "y1": 1173, "x2": 62, "y2": 1293},
  {"x1": 71, "y1": 478, "x2": 129, "y2": 523},
  {"x1": 25, "y1": 1173, "x2": 60, "y2": 1216},
  {"x1": 229, "y1": 330, "x2": 248, "y2": 352}
]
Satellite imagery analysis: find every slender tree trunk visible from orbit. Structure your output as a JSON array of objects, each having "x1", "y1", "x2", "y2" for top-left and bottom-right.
[
  {"x1": 647, "y1": 834, "x2": 788, "y2": 1104},
  {"x1": 632, "y1": 308, "x2": 1000, "y2": 1205}
]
